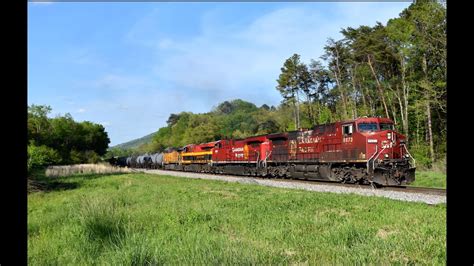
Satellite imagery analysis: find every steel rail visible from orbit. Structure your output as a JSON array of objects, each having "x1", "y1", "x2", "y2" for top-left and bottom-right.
[{"x1": 134, "y1": 168, "x2": 446, "y2": 196}]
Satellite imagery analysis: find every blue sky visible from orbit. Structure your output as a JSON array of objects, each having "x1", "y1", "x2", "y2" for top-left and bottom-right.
[{"x1": 28, "y1": 2, "x2": 411, "y2": 146}]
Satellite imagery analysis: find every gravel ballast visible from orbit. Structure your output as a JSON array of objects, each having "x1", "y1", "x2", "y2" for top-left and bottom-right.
[{"x1": 138, "y1": 169, "x2": 446, "y2": 205}]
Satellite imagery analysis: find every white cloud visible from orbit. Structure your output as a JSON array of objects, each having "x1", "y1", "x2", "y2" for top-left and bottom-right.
[
  {"x1": 77, "y1": 108, "x2": 86, "y2": 113},
  {"x1": 158, "y1": 38, "x2": 174, "y2": 49},
  {"x1": 51, "y1": 48, "x2": 107, "y2": 69},
  {"x1": 93, "y1": 74, "x2": 151, "y2": 91},
  {"x1": 124, "y1": 8, "x2": 163, "y2": 48},
  {"x1": 117, "y1": 104, "x2": 129, "y2": 111},
  {"x1": 74, "y1": 54, "x2": 105, "y2": 67},
  {"x1": 101, "y1": 121, "x2": 111, "y2": 126}
]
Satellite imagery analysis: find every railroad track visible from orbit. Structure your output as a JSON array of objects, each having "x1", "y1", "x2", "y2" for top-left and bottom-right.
[
  {"x1": 381, "y1": 185, "x2": 446, "y2": 196},
  {"x1": 134, "y1": 168, "x2": 446, "y2": 197},
  {"x1": 267, "y1": 177, "x2": 446, "y2": 196}
]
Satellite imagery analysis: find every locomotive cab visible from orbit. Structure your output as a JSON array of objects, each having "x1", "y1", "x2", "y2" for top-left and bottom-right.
[{"x1": 354, "y1": 117, "x2": 415, "y2": 185}]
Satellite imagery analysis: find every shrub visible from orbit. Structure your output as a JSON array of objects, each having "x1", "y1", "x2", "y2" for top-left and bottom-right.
[
  {"x1": 70, "y1": 150, "x2": 101, "y2": 164},
  {"x1": 410, "y1": 144, "x2": 432, "y2": 169},
  {"x1": 27, "y1": 144, "x2": 61, "y2": 172}
]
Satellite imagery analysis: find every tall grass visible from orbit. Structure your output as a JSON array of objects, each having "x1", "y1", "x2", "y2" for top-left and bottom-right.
[
  {"x1": 78, "y1": 196, "x2": 128, "y2": 247},
  {"x1": 412, "y1": 170, "x2": 446, "y2": 188},
  {"x1": 28, "y1": 173, "x2": 446, "y2": 264},
  {"x1": 45, "y1": 163, "x2": 130, "y2": 177}
]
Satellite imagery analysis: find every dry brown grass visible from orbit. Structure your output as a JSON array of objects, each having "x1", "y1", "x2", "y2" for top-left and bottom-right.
[{"x1": 45, "y1": 163, "x2": 131, "y2": 177}]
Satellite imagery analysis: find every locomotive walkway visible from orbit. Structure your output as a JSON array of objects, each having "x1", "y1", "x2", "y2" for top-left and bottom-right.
[{"x1": 135, "y1": 169, "x2": 446, "y2": 205}]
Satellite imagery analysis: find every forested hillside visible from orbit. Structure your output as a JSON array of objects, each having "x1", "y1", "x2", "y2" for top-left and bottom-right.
[
  {"x1": 122, "y1": 1, "x2": 445, "y2": 169},
  {"x1": 112, "y1": 132, "x2": 156, "y2": 150}
]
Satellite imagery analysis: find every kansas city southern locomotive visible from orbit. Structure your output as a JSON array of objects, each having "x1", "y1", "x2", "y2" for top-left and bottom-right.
[{"x1": 111, "y1": 117, "x2": 416, "y2": 186}]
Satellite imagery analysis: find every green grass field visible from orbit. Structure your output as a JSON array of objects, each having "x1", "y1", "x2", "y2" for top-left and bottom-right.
[
  {"x1": 412, "y1": 170, "x2": 446, "y2": 188},
  {"x1": 28, "y1": 173, "x2": 446, "y2": 264}
]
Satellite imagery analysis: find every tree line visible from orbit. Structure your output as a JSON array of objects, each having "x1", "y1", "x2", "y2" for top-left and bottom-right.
[{"x1": 28, "y1": 105, "x2": 110, "y2": 172}]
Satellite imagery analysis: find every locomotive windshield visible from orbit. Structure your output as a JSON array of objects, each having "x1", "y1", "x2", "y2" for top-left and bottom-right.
[
  {"x1": 357, "y1": 122, "x2": 378, "y2": 132},
  {"x1": 357, "y1": 122, "x2": 394, "y2": 132},
  {"x1": 380, "y1": 123, "x2": 394, "y2": 131}
]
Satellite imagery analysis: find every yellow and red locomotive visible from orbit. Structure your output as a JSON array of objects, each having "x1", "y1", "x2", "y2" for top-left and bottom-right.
[{"x1": 124, "y1": 117, "x2": 415, "y2": 186}]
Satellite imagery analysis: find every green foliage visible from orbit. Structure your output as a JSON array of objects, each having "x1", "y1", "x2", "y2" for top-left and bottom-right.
[
  {"x1": 27, "y1": 143, "x2": 61, "y2": 172},
  {"x1": 410, "y1": 144, "x2": 432, "y2": 169},
  {"x1": 105, "y1": 147, "x2": 134, "y2": 159},
  {"x1": 317, "y1": 104, "x2": 333, "y2": 124},
  {"x1": 112, "y1": 132, "x2": 156, "y2": 151},
  {"x1": 70, "y1": 150, "x2": 102, "y2": 164},
  {"x1": 28, "y1": 105, "x2": 53, "y2": 144},
  {"x1": 28, "y1": 105, "x2": 111, "y2": 166},
  {"x1": 28, "y1": 173, "x2": 446, "y2": 264}
]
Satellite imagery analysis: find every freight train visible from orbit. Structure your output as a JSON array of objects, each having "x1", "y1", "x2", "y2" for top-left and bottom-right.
[{"x1": 110, "y1": 117, "x2": 416, "y2": 186}]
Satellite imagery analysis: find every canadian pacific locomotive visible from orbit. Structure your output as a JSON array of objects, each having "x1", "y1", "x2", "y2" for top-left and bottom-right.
[{"x1": 111, "y1": 117, "x2": 416, "y2": 186}]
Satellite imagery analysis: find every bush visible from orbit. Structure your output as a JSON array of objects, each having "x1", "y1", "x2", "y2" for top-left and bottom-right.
[
  {"x1": 69, "y1": 150, "x2": 83, "y2": 164},
  {"x1": 27, "y1": 144, "x2": 61, "y2": 172},
  {"x1": 432, "y1": 156, "x2": 446, "y2": 173},
  {"x1": 410, "y1": 144, "x2": 432, "y2": 169},
  {"x1": 84, "y1": 151, "x2": 101, "y2": 164},
  {"x1": 70, "y1": 150, "x2": 101, "y2": 164}
]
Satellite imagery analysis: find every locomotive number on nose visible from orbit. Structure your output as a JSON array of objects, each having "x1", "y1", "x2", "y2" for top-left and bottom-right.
[
  {"x1": 343, "y1": 137, "x2": 353, "y2": 143},
  {"x1": 381, "y1": 141, "x2": 393, "y2": 148}
]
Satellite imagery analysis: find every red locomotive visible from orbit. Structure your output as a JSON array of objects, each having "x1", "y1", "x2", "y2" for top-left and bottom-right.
[{"x1": 130, "y1": 117, "x2": 416, "y2": 186}]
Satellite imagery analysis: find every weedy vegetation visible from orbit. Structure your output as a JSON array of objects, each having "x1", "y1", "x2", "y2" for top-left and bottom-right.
[
  {"x1": 412, "y1": 170, "x2": 446, "y2": 188},
  {"x1": 45, "y1": 163, "x2": 131, "y2": 177}
]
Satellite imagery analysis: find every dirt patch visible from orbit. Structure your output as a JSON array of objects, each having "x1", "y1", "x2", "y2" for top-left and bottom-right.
[
  {"x1": 209, "y1": 190, "x2": 238, "y2": 199},
  {"x1": 28, "y1": 179, "x2": 78, "y2": 193},
  {"x1": 376, "y1": 228, "x2": 397, "y2": 239},
  {"x1": 316, "y1": 209, "x2": 351, "y2": 218},
  {"x1": 283, "y1": 249, "x2": 297, "y2": 257}
]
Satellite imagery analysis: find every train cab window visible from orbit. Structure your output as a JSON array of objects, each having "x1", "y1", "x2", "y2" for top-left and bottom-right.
[
  {"x1": 327, "y1": 125, "x2": 334, "y2": 134},
  {"x1": 380, "y1": 123, "x2": 394, "y2": 131},
  {"x1": 272, "y1": 139, "x2": 285, "y2": 144},
  {"x1": 358, "y1": 122, "x2": 378, "y2": 132},
  {"x1": 315, "y1": 125, "x2": 325, "y2": 135},
  {"x1": 342, "y1": 124, "x2": 353, "y2": 136},
  {"x1": 248, "y1": 141, "x2": 261, "y2": 148}
]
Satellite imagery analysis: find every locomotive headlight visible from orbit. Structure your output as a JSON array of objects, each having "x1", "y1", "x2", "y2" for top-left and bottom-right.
[
  {"x1": 367, "y1": 139, "x2": 378, "y2": 143},
  {"x1": 384, "y1": 154, "x2": 389, "y2": 159},
  {"x1": 387, "y1": 133, "x2": 392, "y2": 140}
]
